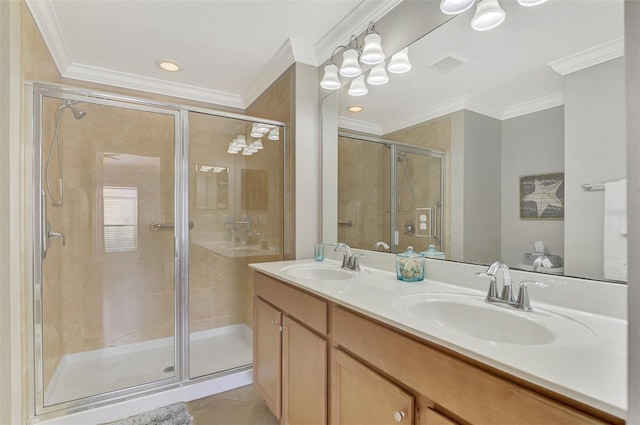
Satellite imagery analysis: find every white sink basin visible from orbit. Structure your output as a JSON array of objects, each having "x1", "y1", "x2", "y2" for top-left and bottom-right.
[
  {"x1": 281, "y1": 264, "x2": 354, "y2": 281},
  {"x1": 393, "y1": 292, "x2": 594, "y2": 346}
]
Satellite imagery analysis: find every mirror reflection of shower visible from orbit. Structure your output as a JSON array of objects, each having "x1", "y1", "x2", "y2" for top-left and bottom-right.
[
  {"x1": 397, "y1": 151, "x2": 415, "y2": 214},
  {"x1": 45, "y1": 100, "x2": 86, "y2": 207}
]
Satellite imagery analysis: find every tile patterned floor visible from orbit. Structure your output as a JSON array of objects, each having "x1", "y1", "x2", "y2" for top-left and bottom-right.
[{"x1": 185, "y1": 385, "x2": 279, "y2": 425}]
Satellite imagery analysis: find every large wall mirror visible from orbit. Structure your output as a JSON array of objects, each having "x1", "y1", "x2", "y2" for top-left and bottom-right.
[{"x1": 322, "y1": 0, "x2": 625, "y2": 283}]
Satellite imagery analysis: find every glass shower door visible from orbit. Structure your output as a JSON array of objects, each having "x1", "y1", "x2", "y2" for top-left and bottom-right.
[
  {"x1": 36, "y1": 93, "x2": 180, "y2": 409},
  {"x1": 187, "y1": 112, "x2": 284, "y2": 379},
  {"x1": 394, "y1": 148, "x2": 444, "y2": 255}
]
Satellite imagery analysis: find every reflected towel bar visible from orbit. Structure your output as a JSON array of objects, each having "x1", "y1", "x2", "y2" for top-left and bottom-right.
[
  {"x1": 581, "y1": 183, "x2": 605, "y2": 191},
  {"x1": 149, "y1": 221, "x2": 195, "y2": 231}
]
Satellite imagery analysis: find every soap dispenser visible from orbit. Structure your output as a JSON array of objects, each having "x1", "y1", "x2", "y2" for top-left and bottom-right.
[{"x1": 396, "y1": 246, "x2": 425, "y2": 282}]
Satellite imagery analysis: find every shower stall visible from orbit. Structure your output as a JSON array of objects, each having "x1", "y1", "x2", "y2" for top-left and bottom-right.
[
  {"x1": 336, "y1": 132, "x2": 445, "y2": 255},
  {"x1": 28, "y1": 83, "x2": 285, "y2": 419}
]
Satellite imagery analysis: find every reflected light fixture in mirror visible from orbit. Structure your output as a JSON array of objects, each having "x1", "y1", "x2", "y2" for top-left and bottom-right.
[
  {"x1": 471, "y1": 0, "x2": 506, "y2": 31},
  {"x1": 348, "y1": 75, "x2": 368, "y2": 96},
  {"x1": 268, "y1": 127, "x2": 280, "y2": 140},
  {"x1": 440, "y1": 0, "x2": 475, "y2": 15},
  {"x1": 340, "y1": 48, "x2": 362, "y2": 77},
  {"x1": 367, "y1": 62, "x2": 390, "y2": 85},
  {"x1": 387, "y1": 48, "x2": 412, "y2": 73},
  {"x1": 517, "y1": 0, "x2": 548, "y2": 6}
]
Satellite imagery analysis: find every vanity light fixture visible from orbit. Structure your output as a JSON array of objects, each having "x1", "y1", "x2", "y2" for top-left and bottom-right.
[
  {"x1": 320, "y1": 21, "x2": 410, "y2": 96},
  {"x1": 517, "y1": 0, "x2": 548, "y2": 6},
  {"x1": 360, "y1": 24, "x2": 385, "y2": 65},
  {"x1": 320, "y1": 64, "x2": 341, "y2": 89},
  {"x1": 387, "y1": 48, "x2": 412, "y2": 74},
  {"x1": 340, "y1": 48, "x2": 362, "y2": 77},
  {"x1": 157, "y1": 60, "x2": 182, "y2": 72},
  {"x1": 440, "y1": 0, "x2": 475, "y2": 15},
  {"x1": 348, "y1": 75, "x2": 368, "y2": 96},
  {"x1": 250, "y1": 139, "x2": 264, "y2": 150},
  {"x1": 471, "y1": 0, "x2": 506, "y2": 31}
]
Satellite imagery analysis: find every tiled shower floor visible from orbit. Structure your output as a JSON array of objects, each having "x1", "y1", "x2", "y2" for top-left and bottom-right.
[{"x1": 44, "y1": 324, "x2": 253, "y2": 406}]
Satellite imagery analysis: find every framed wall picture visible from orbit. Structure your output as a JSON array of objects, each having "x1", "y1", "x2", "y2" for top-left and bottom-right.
[{"x1": 519, "y1": 172, "x2": 564, "y2": 220}]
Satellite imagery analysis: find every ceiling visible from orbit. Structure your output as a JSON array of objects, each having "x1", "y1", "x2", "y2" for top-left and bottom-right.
[
  {"x1": 26, "y1": 0, "x2": 624, "y2": 127},
  {"x1": 25, "y1": 0, "x2": 402, "y2": 109}
]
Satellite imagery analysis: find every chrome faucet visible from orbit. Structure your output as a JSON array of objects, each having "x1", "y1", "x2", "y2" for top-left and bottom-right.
[
  {"x1": 334, "y1": 242, "x2": 362, "y2": 271},
  {"x1": 532, "y1": 255, "x2": 551, "y2": 271},
  {"x1": 373, "y1": 241, "x2": 390, "y2": 251},
  {"x1": 477, "y1": 261, "x2": 532, "y2": 311}
]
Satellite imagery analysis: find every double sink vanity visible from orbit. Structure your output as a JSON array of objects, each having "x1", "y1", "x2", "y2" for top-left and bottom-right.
[{"x1": 249, "y1": 252, "x2": 626, "y2": 424}]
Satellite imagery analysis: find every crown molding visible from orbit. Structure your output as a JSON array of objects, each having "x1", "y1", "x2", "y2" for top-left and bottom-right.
[
  {"x1": 502, "y1": 92, "x2": 564, "y2": 120},
  {"x1": 24, "y1": 0, "x2": 72, "y2": 73},
  {"x1": 338, "y1": 116, "x2": 383, "y2": 136},
  {"x1": 64, "y1": 63, "x2": 244, "y2": 108},
  {"x1": 314, "y1": 0, "x2": 404, "y2": 65},
  {"x1": 381, "y1": 96, "x2": 504, "y2": 134},
  {"x1": 547, "y1": 37, "x2": 623, "y2": 76}
]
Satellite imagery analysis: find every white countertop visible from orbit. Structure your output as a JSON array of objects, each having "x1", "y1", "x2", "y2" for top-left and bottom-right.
[{"x1": 250, "y1": 258, "x2": 627, "y2": 419}]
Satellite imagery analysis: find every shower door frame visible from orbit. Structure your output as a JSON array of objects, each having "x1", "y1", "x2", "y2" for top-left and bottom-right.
[
  {"x1": 27, "y1": 82, "x2": 288, "y2": 420},
  {"x1": 337, "y1": 132, "x2": 446, "y2": 254}
]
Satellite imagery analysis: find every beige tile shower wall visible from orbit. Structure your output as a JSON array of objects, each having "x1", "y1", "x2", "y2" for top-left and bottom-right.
[
  {"x1": 385, "y1": 117, "x2": 452, "y2": 256},
  {"x1": 22, "y1": 2, "x2": 64, "y2": 392},
  {"x1": 244, "y1": 69, "x2": 291, "y2": 325}
]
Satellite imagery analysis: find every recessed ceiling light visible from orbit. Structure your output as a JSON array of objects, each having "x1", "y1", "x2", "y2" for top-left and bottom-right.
[
  {"x1": 348, "y1": 106, "x2": 363, "y2": 113},
  {"x1": 158, "y1": 60, "x2": 182, "y2": 72}
]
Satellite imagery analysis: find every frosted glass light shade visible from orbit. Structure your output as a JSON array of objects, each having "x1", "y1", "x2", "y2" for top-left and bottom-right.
[
  {"x1": 250, "y1": 139, "x2": 264, "y2": 150},
  {"x1": 360, "y1": 33, "x2": 385, "y2": 65},
  {"x1": 348, "y1": 75, "x2": 368, "y2": 96},
  {"x1": 320, "y1": 63, "x2": 341, "y2": 89},
  {"x1": 517, "y1": 0, "x2": 547, "y2": 6},
  {"x1": 232, "y1": 135, "x2": 247, "y2": 148},
  {"x1": 387, "y1": 48, "x2": 411, "y2": 74},
  {"x1": 367, "y1": 62, "x2": 389, "y2": 85},
  {"x1": 340, "y1": 49, "x2": 362, "y2": 77},
  {"x1": 440, "y1": 0, "x2": 475, "y2": 15},
  {"x1": 471, "y1": 0, "x2": 506, "y2": 31}
]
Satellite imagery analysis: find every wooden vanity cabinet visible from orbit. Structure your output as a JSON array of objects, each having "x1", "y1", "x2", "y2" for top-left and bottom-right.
[
  {"x1": 331, "y1": 306, "x2": 618, "y2": 425},
  {"x1": 332, "y1": 348, "x2": 414, "y2": 425},
  {"x1": 253, "y1": 272, "x2": 328, "y2": 425}
]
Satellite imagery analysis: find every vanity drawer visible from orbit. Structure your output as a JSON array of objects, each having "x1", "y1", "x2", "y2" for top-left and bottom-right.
[
  {"x1": 331, "y1": 306, "x2": 611, "y2": 425},
  {"x1": 254, "y1": 272, "x2": 327, "y2": 335}
]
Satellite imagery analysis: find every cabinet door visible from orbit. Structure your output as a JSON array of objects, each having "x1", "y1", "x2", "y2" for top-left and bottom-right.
[
  {"x1": 332, "y1": 348, "x2": 414, "y2": 425},
  {"x1": 253, "y1": 297, "x2": 282, "y2": 419},
  {"x1": 282, "y1": 316, "x2": 327, "y2": 425}
]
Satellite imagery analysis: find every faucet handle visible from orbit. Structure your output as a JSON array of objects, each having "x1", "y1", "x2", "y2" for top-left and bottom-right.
[
  {"x1": 515, "y1": 281, "x2": 534, "y2": 311},
  {"x1": 348, "y1": 253, "x2": 364, "y2": 271}
]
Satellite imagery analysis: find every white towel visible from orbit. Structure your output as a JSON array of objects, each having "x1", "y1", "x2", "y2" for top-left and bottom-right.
[{"x1": 603, "y1": 179, "x2": 627, "y2": 281}]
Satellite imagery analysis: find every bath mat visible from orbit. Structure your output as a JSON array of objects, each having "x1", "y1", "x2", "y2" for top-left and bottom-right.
[{"x1": 108, "y1": 402, "x2": 193, "y2": 425}]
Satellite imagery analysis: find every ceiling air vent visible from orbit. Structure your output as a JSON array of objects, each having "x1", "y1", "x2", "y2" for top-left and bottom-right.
[{"x1": 430, "y1": 54, "x2": 468, "y2": 72}]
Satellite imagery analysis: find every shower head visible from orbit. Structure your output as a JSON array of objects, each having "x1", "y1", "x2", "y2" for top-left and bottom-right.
[
  {"x1": 58, "y1": 100, "x2": 87, "y2": 120},
  {"x1": 69, "y1": 104, "x2": 86, "y2": 120}
]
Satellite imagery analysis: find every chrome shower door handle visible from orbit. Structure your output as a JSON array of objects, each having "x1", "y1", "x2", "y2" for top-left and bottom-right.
[{"x1": 41, "y1": 191, "x2": 48, "y2": 259}]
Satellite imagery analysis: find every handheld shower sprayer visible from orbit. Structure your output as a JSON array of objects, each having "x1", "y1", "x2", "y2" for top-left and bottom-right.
[{"x1": 45, "y1": 100, "x2": 86, "y2": 207}]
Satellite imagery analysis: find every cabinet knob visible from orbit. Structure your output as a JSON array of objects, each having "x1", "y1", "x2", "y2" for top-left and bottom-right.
[
  {"x1": 271, "y1": 320, "x2": 278, "y2": 326},
  {"x1": 278, "y1": 325, "x2": 286, "y2": 332},
  {"x1": 393, "y1": 411, "x2": 405, "y2": 422}
]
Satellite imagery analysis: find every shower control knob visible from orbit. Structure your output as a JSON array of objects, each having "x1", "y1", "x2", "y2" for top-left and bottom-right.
[
  {"x1": 270, "y1": 320, "x2": 278, "y2": 326},
  {"x1": 278, "y1": 325, "x2": 285, "y2": 332}
]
